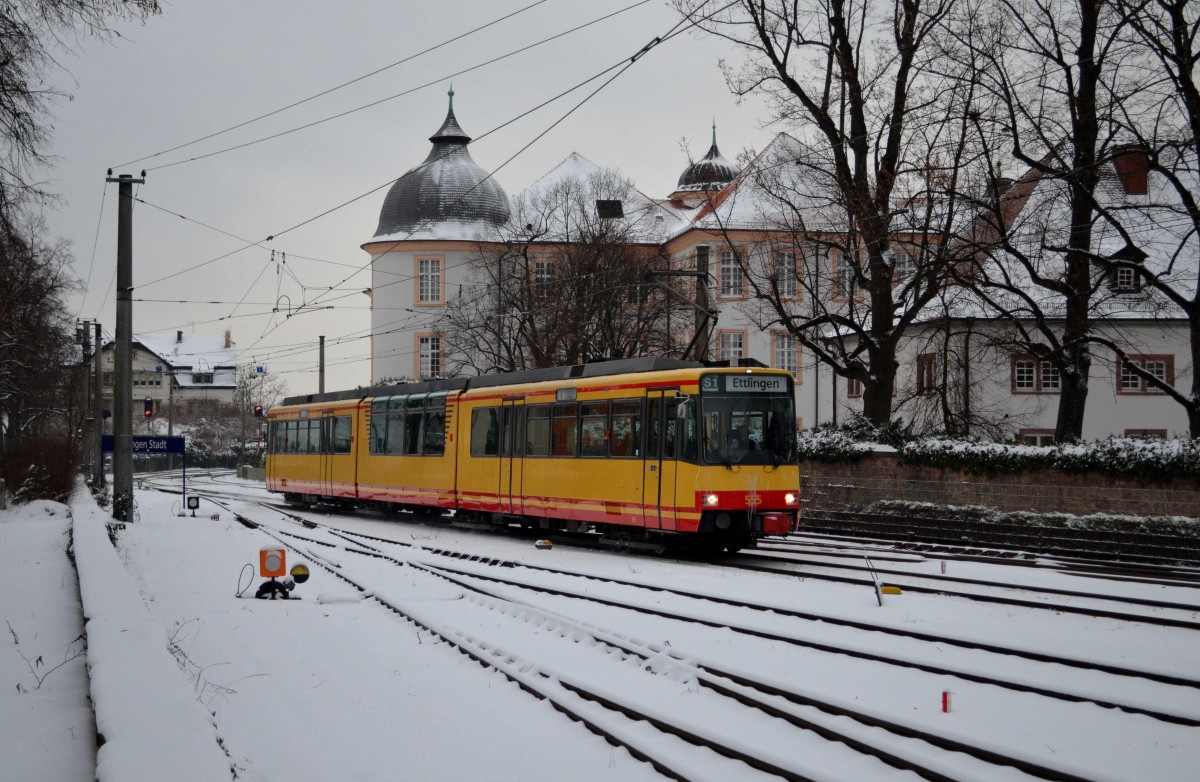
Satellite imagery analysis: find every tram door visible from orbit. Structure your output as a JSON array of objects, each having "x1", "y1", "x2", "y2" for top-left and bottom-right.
[
  {"x1": 642, "y1": 391, "x2": 678, "y2": 531},
  {"x1": 498, "y1": 400, "x2": 524, "y2": 515},
  {"x1": 318, "y1": 415, "x2": 334, "y2": 498}
]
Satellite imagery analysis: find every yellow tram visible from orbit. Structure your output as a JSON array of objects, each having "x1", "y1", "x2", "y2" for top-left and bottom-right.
[{"x1": 266, "y1": 358, "x2": 799, "y2": 551}]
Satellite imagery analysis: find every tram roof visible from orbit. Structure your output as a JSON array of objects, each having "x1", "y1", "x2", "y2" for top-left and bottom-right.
[{"x1": 280, "y1": 357, "x2": 728, "y2": 406}]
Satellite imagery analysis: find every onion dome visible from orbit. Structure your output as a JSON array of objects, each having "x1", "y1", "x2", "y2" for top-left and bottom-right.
[
  {"x1": 676, "y1": 121, "x2": 738, "y2": 192},
  {"x1": 372, "y1": 88, "x2": 511, "y2": 239}
]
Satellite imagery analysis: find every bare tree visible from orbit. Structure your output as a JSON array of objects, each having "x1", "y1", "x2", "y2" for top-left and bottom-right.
[
  {"x1": 0, "y1": 214, "x2": 78, "y2": 454},
  {"x1": 231, "y1": 365, "x2": 287, "y2": 469},
  {"x1": 444, "y1": 168, "x2": 675, "y2": 373},
  {"x1": 1105, "y1": 0, "x2": 1200, "y2": 435},
  {"x1": 676, "y1": 0, "x2": 986, "y2": 427},
  {"x1": 949, "y1": 0, "x2": 1151, "y2": 441},
  {"x1": 0, "y1": 0, "x2": 160, "y2": 217}
]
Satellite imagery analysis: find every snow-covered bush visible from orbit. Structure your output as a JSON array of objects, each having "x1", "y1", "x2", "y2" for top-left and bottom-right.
[
  {"x1": 861, "y1": 499, "x2": 1200, "y2": 539},
  {"x1": 799, "y1": 419, "x2": 1200, "y2": 482}
]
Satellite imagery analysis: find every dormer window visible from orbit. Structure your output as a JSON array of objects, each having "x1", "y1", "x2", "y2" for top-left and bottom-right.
[
  {"x1": 192, "y1": 372, "x2": 214, "y2": 384},
  {"x1": 1111, "y1": 265, "x2": 1141, "y2": 293}
]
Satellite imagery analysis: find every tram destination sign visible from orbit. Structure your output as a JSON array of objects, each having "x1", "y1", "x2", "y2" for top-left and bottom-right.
[
  {"x1": 101, "y1": 435, "x2": 186, "y2": 455},
  {"x1": 703, "y1": 374, "x2": 789, "y2": 395}
]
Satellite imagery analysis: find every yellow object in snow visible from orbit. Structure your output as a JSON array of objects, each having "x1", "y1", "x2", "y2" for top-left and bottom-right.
[
  {"x1": 881, "y1": 585, "x2": 902, "y2": 595},
  {"x1": 535, "y1": 539, "x2": 553, "y2": 549}
]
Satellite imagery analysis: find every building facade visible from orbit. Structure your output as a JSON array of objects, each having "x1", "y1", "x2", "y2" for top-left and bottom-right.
[
  {"x1": 363, "y1": 95, "x2": 1195, "y2": 441},
  {"x1": 100, "y1": 330, "x2": 238, "y2": 423}
]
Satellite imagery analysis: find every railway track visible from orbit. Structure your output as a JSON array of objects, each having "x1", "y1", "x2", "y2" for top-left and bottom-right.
[
  {"x1": 218, "y1": 498, "x2": 1131, "y2": 782},
  {"x1": 774, "y1": 531, "x2": 1200, "y2": 586},
  {"x1": 725, "y1": 549, "x2": 1200, "y2": 628},
  {"x1": 143, "y1": 470, "x2": 1200, "y2": 629}
]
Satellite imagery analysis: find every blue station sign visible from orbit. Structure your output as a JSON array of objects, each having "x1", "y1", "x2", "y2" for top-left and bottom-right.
[{"x1": 101, "y1": 435, "x2": 186, "y2": 455}]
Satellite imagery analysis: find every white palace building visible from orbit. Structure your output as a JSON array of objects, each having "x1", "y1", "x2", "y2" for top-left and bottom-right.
[{"x1": 362, "y1": 92, "x2": 1196, "y2": 441}]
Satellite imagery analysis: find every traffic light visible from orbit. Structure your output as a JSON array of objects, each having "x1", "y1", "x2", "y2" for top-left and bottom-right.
[
  {"x1": 143, "y1": 397, "x2": 154, "y2": 418},
  {"x1": 253, "y1": 405, "x2": 264, "y2": 418}
]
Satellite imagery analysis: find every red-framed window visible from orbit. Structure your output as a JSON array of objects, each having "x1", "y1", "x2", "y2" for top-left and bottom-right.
[
  {"x1": 1117, "y1": 354, "x2": 1173, "y2": 395},
  {"x1": 1017, "y1": 429, "x2": 1056, "y2": 446},
  {"x1": 1011, "y1": 355, "x2": 1061, "y2": 394},
  {"x1": 916, "y1": 352, "x2": 937, "y2": 395}
]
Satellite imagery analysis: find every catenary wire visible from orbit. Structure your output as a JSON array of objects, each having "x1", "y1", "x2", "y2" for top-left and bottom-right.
[{"x1": 111, "y1": 0, "x2": 556, "y2": 169}]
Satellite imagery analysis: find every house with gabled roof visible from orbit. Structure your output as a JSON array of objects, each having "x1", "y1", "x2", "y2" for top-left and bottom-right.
[{"x1": 100, "y1": 329, "x2": 238, "y2": 422}]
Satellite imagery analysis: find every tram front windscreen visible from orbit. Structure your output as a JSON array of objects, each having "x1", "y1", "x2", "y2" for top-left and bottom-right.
[{"x1": 698, "y1": 373, "x2": 795, "y2": 466}]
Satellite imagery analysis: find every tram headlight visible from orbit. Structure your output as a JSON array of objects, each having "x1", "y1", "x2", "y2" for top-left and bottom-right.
[
  {"x1": 784, "y1": 492, "x2": 798, "y2": 505},
  {"x1": 703, "y1": 493, "x2": 720, "y2": 507}
]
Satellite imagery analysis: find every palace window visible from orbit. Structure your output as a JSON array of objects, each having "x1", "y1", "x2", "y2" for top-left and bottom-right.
[
  {"x1": 417, "y1": 334, "x2": 442, "y2": 378},
  {"x1": 416, "y1": 257, "x2": 444, "y2": 305},
  {"x1": 719, "y1": 249, "x2": 744, "y2": 297},
  {"x1": 717, "y1": 330, "x2": 745, "y2": 361}
]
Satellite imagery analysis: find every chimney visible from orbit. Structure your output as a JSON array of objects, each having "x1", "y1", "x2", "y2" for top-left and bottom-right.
[
  {"x1": 176, "y1": 330, "x2": 183, "y2": 343},
  {"x1": 1112, "y1": 144, "x2": 1149, "y2": 195},
  {"x1": 990, "y1": 176, "x2": 1015, "y2": 201},
  {"x1": 224, "y1": 329, "x2": 232, "y2": 349}
]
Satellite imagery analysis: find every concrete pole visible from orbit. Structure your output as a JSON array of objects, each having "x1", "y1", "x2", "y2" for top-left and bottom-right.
[
  {"x1": 107, "y1": 173, "x2": 143, "y2": 521},
  {"x1": 319, "y1": 335, "x2": 326, "y2": 394},
  {"x1": 80, "y1": 324, "x2": 92, "y2": 478},
  {"x1": 94, "y1": 322, "x2": 104, "y2": 487}
]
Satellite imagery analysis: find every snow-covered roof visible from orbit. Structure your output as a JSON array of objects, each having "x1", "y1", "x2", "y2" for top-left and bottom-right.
[
  {"x1": 513, "y1": 152, "x2": 691, "y2": 243},
  {"x1": 954, "y1": 143, "x2": 1198, "y2": 321},
  {"x1": 132, "y1": 332, "x2": 238, "y2": 388},
  {"x1": 667, "y1": 132, "x2": 850, "y2": 240}
]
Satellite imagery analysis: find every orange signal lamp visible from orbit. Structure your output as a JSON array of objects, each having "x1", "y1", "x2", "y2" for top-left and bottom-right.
[{"x1": 260, "y1": 547, "x2": 286, "y2": 578}]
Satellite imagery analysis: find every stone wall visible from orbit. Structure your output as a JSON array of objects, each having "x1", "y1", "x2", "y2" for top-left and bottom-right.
[{"x1": 801, "y1": 453, "x2": 1200, "y2": 519}]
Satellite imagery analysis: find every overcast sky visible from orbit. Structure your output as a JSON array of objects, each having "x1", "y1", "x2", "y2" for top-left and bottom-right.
[{"x1": 43, "y1": 0, "x2": 776, "y2": 395}]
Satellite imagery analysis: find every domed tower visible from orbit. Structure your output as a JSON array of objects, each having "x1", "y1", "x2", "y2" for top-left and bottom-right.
[
  {"x1": 371, "y1": 88, "x2": 511, "y2": 240},
  {"x1": 362, "y1": 89, "x2": 511, "y2": 382},
  {"x1": 668, "y1": 121, "x2": 739, "y2": 207}
]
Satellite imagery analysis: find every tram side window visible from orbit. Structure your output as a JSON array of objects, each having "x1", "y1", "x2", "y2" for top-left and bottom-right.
[
  {"x1": 423, "y1": 403, "x2": 446, "y2": 456},
  {"x1": 680, "y1": 400, "x2": 698, "y2": 462},
  {"x1": 552, "y1": 403, "x2": 577, "y2": 457},
  {"x1": 403, "y1": 398, "x2": 424, "y2": 455},
  {"x1": 270, "y1": 422, "x2": 285, "y2": 454},
  {"x1": 580, "y1": 402, "x2": 608, "y2": 457},
  {"x1": 332, "y1": 416, "x2": 352, "y2": 454},
  {"x1": 370, "y1": 401, "x2": 387, "y2": 454},
  {"x1": 499, "y1": 406, "x2": 523, "y2": 457},
  {"x1": 664, "y1": 413, "x2": 678, "y2": 459},
  {"x1": 471, "y1": 408, "x2": 499, "y2": 456},
  {"x1": 285, "y1": 421, "x2": 299, "y2": 453},
  {"x1": 610, "y1": 400, "x2": 641, "y2": 458},
  {"x1": 386, "y1": 398, "x2": 406, "y2": 455},
  {"x1": 525, "y1": 405, "x2": 551, "y2": 456},
  {"x1": 647, "y1": 399, "x2": 662, "y2": 459},
  {"x1": 305, "y1": 420, "x2": 321, "y2": 454}
]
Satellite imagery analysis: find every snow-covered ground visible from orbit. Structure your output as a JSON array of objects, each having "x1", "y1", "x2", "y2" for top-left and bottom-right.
[{"x1": 2, "y1": 474, "x2": 1199, "y2": 781}]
